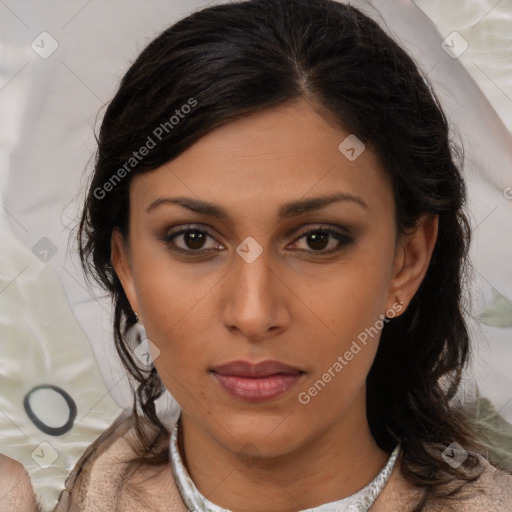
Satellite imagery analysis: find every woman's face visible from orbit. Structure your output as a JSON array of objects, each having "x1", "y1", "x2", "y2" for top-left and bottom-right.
[{"x1": 112, "y1": 98, "x2": 436, "y2": 459}]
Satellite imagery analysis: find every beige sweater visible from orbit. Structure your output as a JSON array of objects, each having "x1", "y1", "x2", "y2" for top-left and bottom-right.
[{"x1": 4, "y1": 408, "x2": 512, "y2": 512}]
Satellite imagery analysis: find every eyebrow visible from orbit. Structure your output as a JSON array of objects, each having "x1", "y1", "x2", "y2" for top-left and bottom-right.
[{"x1": 146, "y1": 192, "x2": 368, "y2": 219}]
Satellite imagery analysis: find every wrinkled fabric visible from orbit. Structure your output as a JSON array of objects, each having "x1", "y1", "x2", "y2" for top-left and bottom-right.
[
  {"x1": 49, "y1": 409, "x2": 512, "y2": 512},
  {"x1": 0, "y1": 215, "x2": 123, "y2": 512}
]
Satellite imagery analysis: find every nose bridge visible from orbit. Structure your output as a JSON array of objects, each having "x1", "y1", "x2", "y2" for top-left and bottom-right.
[
  {"x1": 236, "y1": 246, "x2": 273, "y2": 300},
  {"x1": 222, "y1": 239, "x2": 286, "y2": 339}
]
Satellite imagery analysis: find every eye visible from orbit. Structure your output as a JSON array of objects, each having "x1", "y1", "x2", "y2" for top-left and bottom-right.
[
  {"x1": 289, "y1": 226, "x2": 354, "y2": 254},
  {"x1": 160, "y1": 224, "x2": 354, "y2": 257},
  {"x1": 161, "y1": 225, "x2": 223, "y2": 254}
]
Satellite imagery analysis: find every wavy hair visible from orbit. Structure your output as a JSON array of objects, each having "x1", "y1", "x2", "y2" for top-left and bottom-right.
[{"x1": 77, "y1": 0, "x2": 489, "y2": 508}]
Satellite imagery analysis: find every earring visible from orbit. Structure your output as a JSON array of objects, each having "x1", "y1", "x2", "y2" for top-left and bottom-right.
[
  {"x1": 396, "y1": 296, "x2": 404, "y2": 307},
  {"x1": 134, "y1": 311, "x2": 139, "y2": 322}
]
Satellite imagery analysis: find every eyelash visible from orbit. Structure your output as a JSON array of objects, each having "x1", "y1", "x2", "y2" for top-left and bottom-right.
[{"x1": 160, "y1": 224, "x2": 354, "y2": 257}]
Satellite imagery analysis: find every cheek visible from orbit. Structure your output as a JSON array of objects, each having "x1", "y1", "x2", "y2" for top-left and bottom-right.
[
  {"x1": 294, "y1": 272, "x2": 386, "y2": 416},
  {"x1": 131, "y1": 236, "x2": 217, "y2": 340},
  {"x1": 304, "y1": 251, "x2": 393, "y2": 343},
  {"x1": 139, "y1": 282, "x2": 209, "y2": 412},
  {"x1": 129, "y1": 262, "x2": 212, "y2": 385},
  {"x1": 294, "y1": 239, "x2": 393, "y2": 391},
  {"x1": 303, "y1": 275, "x2": 385, "y2": 373}
]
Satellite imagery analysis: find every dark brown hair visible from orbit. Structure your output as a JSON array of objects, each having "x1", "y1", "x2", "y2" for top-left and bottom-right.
[{"x1": 77, "y1": 0, "x2": 491, "y2": 508}]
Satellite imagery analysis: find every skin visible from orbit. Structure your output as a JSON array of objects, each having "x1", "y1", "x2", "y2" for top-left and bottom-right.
[
  {"x1": 0, "y1": 454, "x2": 38, "y2": 511},
  {"x1": 111, "y1": 98, "x2": 438, "y2": 512}
]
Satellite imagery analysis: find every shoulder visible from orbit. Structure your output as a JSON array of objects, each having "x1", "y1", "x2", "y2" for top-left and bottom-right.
[
  {"x1": 446, "y1": 453, "x2": 512, "y2": 511},
  {"x1": 372, "y1": 450, "x2": 512, "y2": 512},
  {"x1": 0, "y1": 453, "x2": 40, "y2": 512},
  {"x1": 54, "y1": 408, "x2": 188, "y2": 512}
]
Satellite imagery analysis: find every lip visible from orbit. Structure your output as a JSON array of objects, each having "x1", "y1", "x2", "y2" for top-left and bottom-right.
[
  {"x1": 210, "y1": 360, "x2": 305, "y2": 402},
  {"x1": 210, "y1": 359, "x2": 304, "y2": 377}
]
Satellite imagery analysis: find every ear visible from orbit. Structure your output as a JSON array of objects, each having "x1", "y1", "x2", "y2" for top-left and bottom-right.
[
  {"x1": 111, "y1": 227, "x2": 140, "y2": 318},
  {"x1": 386, "y1": 213, "x2": 439, "y2": 315}
]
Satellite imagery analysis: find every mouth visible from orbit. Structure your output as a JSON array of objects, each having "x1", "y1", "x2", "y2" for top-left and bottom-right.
[
  {"x1": 209, "y1": 360, "x2": 306, "y2": 401},
  {"x1": 210, "y1": 359, "x2": 305, "y2": 377}
]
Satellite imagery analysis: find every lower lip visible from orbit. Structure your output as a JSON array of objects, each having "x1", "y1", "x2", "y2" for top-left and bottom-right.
[{"x1": 211, "y1": 372, "x2": 304, "y2": 402}]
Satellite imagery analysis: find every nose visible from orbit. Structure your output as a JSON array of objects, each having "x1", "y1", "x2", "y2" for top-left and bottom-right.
[{"x1": 221, "y1": 242, "x2": 291, "y2": 342}]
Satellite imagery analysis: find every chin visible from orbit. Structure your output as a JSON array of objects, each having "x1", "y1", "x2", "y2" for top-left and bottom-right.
[{"x1": 212, "y1": 409, "x2": 307, "y2": 459}]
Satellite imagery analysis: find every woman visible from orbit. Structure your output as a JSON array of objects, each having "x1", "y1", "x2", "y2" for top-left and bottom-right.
[{"x1": 49, "y1": 0, "x2": 512, "y2": 510}]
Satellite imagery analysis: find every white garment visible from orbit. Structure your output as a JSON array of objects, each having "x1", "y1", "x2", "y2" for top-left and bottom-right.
[{"x1": 169, "y1": 419, "x2": 401, "y2": 512}]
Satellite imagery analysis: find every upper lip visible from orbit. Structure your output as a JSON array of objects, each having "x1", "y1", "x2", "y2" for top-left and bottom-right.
[{"x1": 210, "y1": 360, "x2": 305, "y2": 377}]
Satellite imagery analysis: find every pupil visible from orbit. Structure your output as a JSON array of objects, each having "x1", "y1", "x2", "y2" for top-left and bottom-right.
[
  {"x1": 308, "y1": 232, "x2": 328, "y2": 250},
  {"x1": 185, "y1": 231, "x2": 205, "y2": 249}
]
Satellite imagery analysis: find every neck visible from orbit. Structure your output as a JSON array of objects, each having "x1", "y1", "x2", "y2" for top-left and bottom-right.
[{"x1": 178, "y1": 395, "x2": 390, "y2": 512}]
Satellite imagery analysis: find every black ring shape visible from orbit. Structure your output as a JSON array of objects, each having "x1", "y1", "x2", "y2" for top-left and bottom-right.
[{"x1": 23, "y1": 384, "x2": 77, "y2": 436}]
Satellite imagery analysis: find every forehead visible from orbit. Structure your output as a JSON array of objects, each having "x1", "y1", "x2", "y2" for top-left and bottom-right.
[{"x1": 129, "y1": 99, "x2": 393, "y2": 221}]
